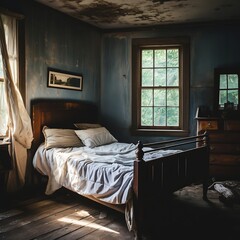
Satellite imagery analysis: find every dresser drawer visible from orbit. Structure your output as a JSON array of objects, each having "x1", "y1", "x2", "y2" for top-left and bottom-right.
[
  {"x1": 199, "y1": 120, "x2": 218, "y2": 130},
  {"x1": 224, "y1": 120, "x2": 240, "y2": 130},
  {"x1": 210, "y1": 143, "x2": 240, "y2": 154},
  {"x1": 209, "y1": 164, "x2": 240, "y2": 178},
  {"x1": 209, "y1": 132, "x2": 240, "y2": 143},
  {"x1": 210, "y1": 154, "x2": 240, "y2": 165}
]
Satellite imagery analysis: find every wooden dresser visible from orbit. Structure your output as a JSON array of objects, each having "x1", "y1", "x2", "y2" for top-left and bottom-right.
[{"x1": 196, "y1": 112, "x2": 240, "y2": 180}]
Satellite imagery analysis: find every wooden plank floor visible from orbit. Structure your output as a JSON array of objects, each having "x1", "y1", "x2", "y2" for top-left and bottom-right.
[
  {"x1": 1, "y1": 184, "x2": 240, "y2": 240},
  {"x1": 0, "y1": 188, "x2": 135, "y2": 240}
]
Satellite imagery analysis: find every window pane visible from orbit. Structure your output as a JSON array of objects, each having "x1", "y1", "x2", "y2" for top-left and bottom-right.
[
  {"x1": 167, "y1": 68, "x2": 179, "y2": 86},
  {"x1": 0, "y1": 82, "x2": 8, "y2": 135},
  {"x1": 219, "y1": 74, "x2": 227, "y2": 89},
  {"x1": 228, "y1": 74, "x2": 238, "y2": 88},
  {"x1": 167, "y1": 107, "x2": 179, "y2": 126},
  {"x1": 154, "y1": 107, "x2": 166, "y2": 126},
  {"x1": 141, "y1": 89, "x2": 153, "y2": 106},
  {"x1": 228, "y1": 90, "x2": 238, "y2": 105},
  {"x1": 167, "y1": 49, "x2": 179, "y2": 67},
  {"x1": 154, "y1": 69, "x2": 166, "y2": 86},
  {"x1": 219, "y1": 90, "x2": 227, "y2": 106},
  {"x1": 167, "y1": 89, "x2": 179, "y2": 106},
  {"x1": 155, "y1": 49, "x2": 166, "y2": 67},
  {"x1": 142, "y1": 50, "x2": 153, "y2": 68},
  {"x1": 142, "y1": 69, "x2": 153, "y2": 86},
  {"x1": 0, "y1": 31, "x2": 7, "y2": 135},
  {"x1": 141, "y1": 107, "x2": 153, "y2": 126},
  {"x1": 154, "y1": 89, "x2": 166, "y2": 106}
]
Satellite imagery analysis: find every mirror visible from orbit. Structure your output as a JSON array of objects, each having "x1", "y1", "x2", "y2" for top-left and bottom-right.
[{"x1": 214, "y1": 68, "x2": 240, "y2": 112}]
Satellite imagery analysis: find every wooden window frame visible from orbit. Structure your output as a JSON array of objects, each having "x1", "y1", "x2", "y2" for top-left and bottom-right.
[{"x1": 132, "y1": 37, "x2": 190, "y2": 137}]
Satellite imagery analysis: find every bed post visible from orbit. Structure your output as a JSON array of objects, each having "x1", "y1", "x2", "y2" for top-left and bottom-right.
[
  {"x1": 202, "y1": 131, "x2": 210, "y2": 201},
  {"x1": 133, "y1": 141, "x2": 145, "y2": 240}
]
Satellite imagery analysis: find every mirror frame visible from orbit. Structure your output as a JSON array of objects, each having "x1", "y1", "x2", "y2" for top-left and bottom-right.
[{"x1": 214, "y1": 68, "x2": 240, "y2": 114}]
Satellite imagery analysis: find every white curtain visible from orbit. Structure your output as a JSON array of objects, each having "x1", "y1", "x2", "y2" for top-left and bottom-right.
[
  {"x1": 0, "y1": 14, "x2": 33, "y2": 192},
  {"x1": 0, "y1": 70, "x2": 8, "y2": 135},
  {"x1": 0, "y1": 20, "x2": 8, "y2": 136}
]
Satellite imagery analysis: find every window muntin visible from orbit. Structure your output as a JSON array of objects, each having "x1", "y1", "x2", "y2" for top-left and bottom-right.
[{"x1": 132, "y1": 37, "x2": 189, "y2": 136}]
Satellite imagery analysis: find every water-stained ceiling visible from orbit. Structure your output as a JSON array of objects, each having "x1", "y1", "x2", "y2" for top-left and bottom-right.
[{"x1": 36, "y1": 0, "x2": 240, "y2": 29}]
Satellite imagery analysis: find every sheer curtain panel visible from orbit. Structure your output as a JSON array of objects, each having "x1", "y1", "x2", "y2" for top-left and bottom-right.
[{"x1": 0, "y1": 14, "x2": 33, "y2": 192}]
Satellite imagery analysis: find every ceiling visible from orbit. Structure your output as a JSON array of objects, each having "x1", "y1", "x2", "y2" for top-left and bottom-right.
[{"x1": 36, "y1": 0, "x2": 240, "y2": 29}]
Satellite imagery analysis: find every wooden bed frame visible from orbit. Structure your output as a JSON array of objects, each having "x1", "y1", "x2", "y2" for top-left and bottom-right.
[{"x1": 31, "y1": 98, "x2": 210, "y2": 239}]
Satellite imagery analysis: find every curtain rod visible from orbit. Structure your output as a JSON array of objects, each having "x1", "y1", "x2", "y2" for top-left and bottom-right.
[{"x1": 0, "y1": 7, "x2": 24, "y2": 20}]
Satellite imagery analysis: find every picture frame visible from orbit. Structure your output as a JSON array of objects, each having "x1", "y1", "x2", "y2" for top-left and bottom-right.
[{"x1": 48, "y1": 69, "x2": 83, "y2": 91}]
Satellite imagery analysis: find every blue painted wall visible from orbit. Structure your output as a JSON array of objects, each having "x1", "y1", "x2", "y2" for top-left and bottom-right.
[
  {"x1": 24, "y1": 2, "x2": 101, "y2": 112},
  {"x1": 101, "y1": 23, "x2": 240, "y2": 143},
  {"x1": 1, "y1": 1, "x2": 240, "y2": 144},
  {"x1": 1, "y1": 1, "x2": 101, "y2": 112}
]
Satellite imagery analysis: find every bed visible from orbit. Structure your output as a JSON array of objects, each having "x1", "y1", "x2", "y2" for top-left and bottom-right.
[{"x1": 31, "y1": 99, "x2": 210, "y2": 239}]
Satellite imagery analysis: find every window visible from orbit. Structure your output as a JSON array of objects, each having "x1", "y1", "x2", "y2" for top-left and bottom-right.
[
  {"x1": 0, "y1": 53, "x2": 7, "y2": 135},
  {"x1": 132, "y1": 37, "x2": 190, "y2": 136},
  {"x1": 0, "y1": 14, "x2": 24, "y2": 137},
  {"x1": 214, "y1": 68, "x2": 239, "y2": 110},
  {"x1": 0, "y1": 22, "x2": 9, "y2": 136}
]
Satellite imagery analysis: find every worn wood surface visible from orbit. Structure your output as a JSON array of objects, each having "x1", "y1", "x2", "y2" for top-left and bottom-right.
[
  {"x1": 1, "y1": 184, "x2": 240, "y2": 239},
  {"x1": 0, "y1": 189, "x2": 134, "y2": 240}
]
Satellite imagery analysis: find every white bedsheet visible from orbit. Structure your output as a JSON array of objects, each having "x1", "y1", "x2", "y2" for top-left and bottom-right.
[{"x1": 33, "y1": 142, "x2": 181, "y2": 205}]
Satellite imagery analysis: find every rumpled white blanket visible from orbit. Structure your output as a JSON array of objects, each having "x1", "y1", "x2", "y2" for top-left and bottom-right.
[
  {"x1": 33, "y1": 142, "x2": 136, "y2": 204},
  {"x1": 33, "y1": 142, "x2": 181, "y2": 204},
  {"x1": 33, "y1": 142, "x2": 182, "y2": 232}
]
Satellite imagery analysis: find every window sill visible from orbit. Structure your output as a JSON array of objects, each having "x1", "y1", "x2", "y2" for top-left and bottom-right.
[{"x1": 132, "y1": 128, "x2": 189, "y2": 137}]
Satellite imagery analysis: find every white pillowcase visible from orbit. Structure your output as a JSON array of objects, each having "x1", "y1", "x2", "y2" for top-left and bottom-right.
[
  {"x1": 43, "y1": 126, "x2": 83, "y2": 149},
  {"x1": 75, "y1": 127, "x2": 117, "y2": 148}
]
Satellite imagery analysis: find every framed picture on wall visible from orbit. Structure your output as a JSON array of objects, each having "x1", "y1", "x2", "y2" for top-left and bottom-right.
[{"x1": 47, "y1": 68, "x2": 83, "y2": 91}]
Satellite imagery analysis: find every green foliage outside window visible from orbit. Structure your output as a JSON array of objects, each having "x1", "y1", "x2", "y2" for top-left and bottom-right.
[
  {"x1": 219, "y1": 74, "x2": 239, "y2": 108},
  {"x1": 141, "y1": 48, "x2": 180, "y2": 127}
]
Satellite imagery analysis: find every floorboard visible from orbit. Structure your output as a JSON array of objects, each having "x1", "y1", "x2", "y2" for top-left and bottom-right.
[
  {"x1": 0, "y1": 188, "x2": 134, "y2": 240},
  {"x1": 1, "y1": 184, "x2": 240, "y2": 240}
]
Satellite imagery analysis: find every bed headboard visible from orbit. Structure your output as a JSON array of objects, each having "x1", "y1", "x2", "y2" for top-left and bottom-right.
[{"x1": 31, "y1": 99, "x2": 98, "y2": 153}]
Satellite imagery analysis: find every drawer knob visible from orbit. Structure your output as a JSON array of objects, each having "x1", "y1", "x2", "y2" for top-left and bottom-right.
[{"x1": 210, "y1": 146, "x2": 215, "y2": 151}]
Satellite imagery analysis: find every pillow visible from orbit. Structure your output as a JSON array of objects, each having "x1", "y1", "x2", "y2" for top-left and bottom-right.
[
  {"x1": 74, "y1": 122, "x2": 102, "y2": 130},
  {"x1": 75, "y1": 127, "x2": 117, "y2": 148},
  {"x1": 43, "y1": 126, "x2": 84, "y2": 149}
]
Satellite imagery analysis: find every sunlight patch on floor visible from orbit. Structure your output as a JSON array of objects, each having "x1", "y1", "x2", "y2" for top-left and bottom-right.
[{"x1": 58, "y1": 217, "x2": 120, "y2": 234}]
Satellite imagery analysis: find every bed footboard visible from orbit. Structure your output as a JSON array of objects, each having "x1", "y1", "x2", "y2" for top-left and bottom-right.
[{"x1": 133, "y1": 132, "x2": 209, "y2": 239}]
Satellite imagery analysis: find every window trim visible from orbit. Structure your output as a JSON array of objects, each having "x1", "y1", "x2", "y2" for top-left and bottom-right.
[{"x1": 132, "y1": 37, "x2": 190, "y2": 137}]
